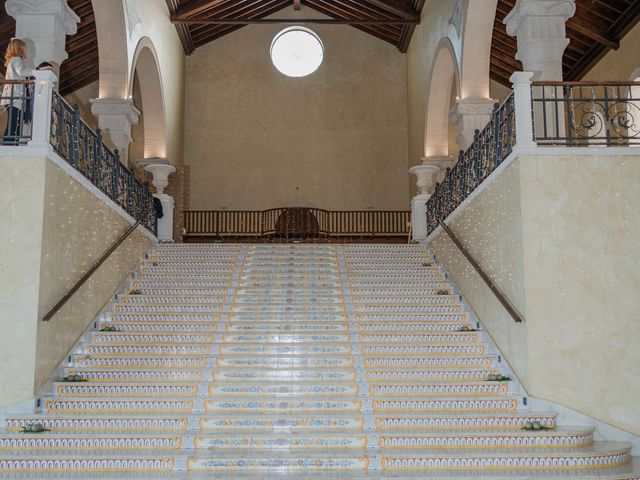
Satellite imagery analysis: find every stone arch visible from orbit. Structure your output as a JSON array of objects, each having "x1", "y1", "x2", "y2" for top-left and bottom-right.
[
  {"x1": 91, "y1": 0, "x2": 128, "y2": 98},
  {"x1": 129, "y1": 38, "x2": 166, "y2": 159},
  {"x1": 424, "y1": 38, "x2": 460, "y2": 158},
  {"x1": 459, "y1": 0, "x2": 498, "y2": 99}
]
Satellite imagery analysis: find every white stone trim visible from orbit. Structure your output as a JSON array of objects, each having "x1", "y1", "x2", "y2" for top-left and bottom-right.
[{"x1": 0, "y1": 144, "x2": 158, "y2": 243}]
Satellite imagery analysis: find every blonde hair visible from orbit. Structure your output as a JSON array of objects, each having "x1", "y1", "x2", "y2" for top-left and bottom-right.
[{"x1": 5, "y1": 39, "x2": 27, "y2": 67}]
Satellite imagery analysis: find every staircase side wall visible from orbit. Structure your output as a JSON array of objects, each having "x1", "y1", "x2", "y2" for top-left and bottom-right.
[
  {"x1": 0, "y1": 154, "x2": 153, "y2": 409},
  {"x1": 430, "y1": 158, "x2": 529, "y2": 383},
  {"x1": 430, "y1": 152, "x2": 640, "y2": 436},
  {"x1": 519, "y1": 153, "x2": 640, "y2": 436}
]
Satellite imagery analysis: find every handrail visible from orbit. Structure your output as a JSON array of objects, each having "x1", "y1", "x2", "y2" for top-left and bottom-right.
[
  {"x1": 42, "y1": 220, "x2": 141, "y2": 322},
  {"x1": 438, "y1": 220, "x2": 524, "y2": 323}
]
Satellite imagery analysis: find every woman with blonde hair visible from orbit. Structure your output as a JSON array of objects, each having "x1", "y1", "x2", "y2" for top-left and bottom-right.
[{"x1": 1, "y1": 38, "x2": 33, "y2": 144}]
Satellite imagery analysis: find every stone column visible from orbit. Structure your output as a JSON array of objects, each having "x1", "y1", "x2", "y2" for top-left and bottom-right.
[
  {"x1": 409, "y1": 164, "x2": 440, "y2": 242},
  {"x1": 5, "y1": 0, "x2": 80, "y2": 70},
  {"x1": 504, "y1": 0, "x2": 576, "y2": 81},
  {"x1": 90, "y1": 98, "x2": 140, "y2": 165},
  {"x1": 28, "y1": 70, "x2": 57, "y2": 147},
  {"x1": 421, "y1": 156, "x2": 453, "y2": 185},
  {"x1": 144, "y1": 162, "x2": 176, "y2": 242},
  {"x1": 450, "y1": 98, "x2": 498, "y2": 150}
]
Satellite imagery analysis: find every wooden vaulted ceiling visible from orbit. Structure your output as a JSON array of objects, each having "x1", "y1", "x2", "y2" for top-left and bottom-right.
[
  {"x1": 491, "y1": 0, "x2": 640, "y2": 85},
  {"x1": 1, "y1": 1, "x2": 639, "y2": 95}
]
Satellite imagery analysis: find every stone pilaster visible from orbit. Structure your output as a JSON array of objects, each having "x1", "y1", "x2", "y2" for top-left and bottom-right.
[
  {"x1": 90, "y1": 98, "x2": 140, "y2": 165},
  {"x1": 409, "y1": 164, "x2": 441, "y2": 242},
  {"x1": 450, "y1": 98, "x2": 498, "y2": 150},
  {"x1": 504, "y1": 0, "x2": 576, "y2": 80},
  {"x1": 144, "y1": 162, "x2": 176, "y2": 242}
]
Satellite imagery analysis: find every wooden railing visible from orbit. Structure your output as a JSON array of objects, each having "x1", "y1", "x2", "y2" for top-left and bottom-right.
[{"x1": 184, "y1": 208, "x2": 410, "y2": 239}]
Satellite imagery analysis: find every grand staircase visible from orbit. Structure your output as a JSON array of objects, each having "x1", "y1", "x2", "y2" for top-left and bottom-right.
[{"x1": 0, "y1": 243, "x2": 637, "y2": 478}]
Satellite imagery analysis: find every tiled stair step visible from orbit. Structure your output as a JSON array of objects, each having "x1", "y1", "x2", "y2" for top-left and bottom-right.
[
  {"x1": 68, "y1": 356, "x2": 357, "y2": 369},
  {"x1": 355, "y1": 313, "x2": 468, "y2": 322},
  {"x1": 145, "y1": 259, "x2": 239, "y2": 265},
  {"x1": 53, "y1": 383, "x2": 362, "y2": 397},
  {"x1": 230, "y1": 306, "x2": 346, "y2": 313},
  {"x1": 232, "y1": 296, "x2": 344, "y2": 304},
  {"x1": 0, "y1": 429, "x2": 596, "y2": 451},
  {"x1": 137, "y1": 274, "x2": 233, "y2": 281},
  {"x1": 0, "y1": 446, "x2": 631, "y2": 473},
  {"x1": 242, "y1": 261, "x2": 339, "y2": 266},
  {"x1": 348, "y1": 274, "x2": 445, "y2": 281},
  {"x1": 222, "y1": 323, "x2": 472, "y2": 333},
  {"x1": 131, "y1": 281, "x2": 234, "y2": 288},
  {"x1": 238, "y1": 281, "x2": 342, "y2": 288},
  {"x1": 353, "y1": 289, "x2": 453, "y2": 296},
  {"x1": 236, "y1": 288, "x2": 342, "y2": 295},
  {"x1": 42, "y1": 397, "x2": 522, "y2": 414},
  {"x1": 354, "y1": 305, "x2": 463, "y2": 313},
  {"x1": 58, "y1": 369, "x2": 503, "y2": 383},
  {"x1": 98, "y1": 323, "x2": 219, "y2": 333},
  {"x1": 108, "y1": 313, "x2": 218, "y2": 322},
  {"x1": 349, "y1": 281, "x2": 450, "y2": 288},
  {"x1": 360, "y1": 344, "x2": 487, "y2": 355},
  {"x1": 242, "y1": 268, "x2": 340, "y2": 274},
  {"x1": 363, "y1": 356, "x2": 497, "y2": 368},
  {"x1": 141, "y1": 267, "x2": 235, "y2": 274},
  {"x1": 128, "y1": 288, "x2": 230, "y2": 295},
  {"x1": 350, "y1": 297, "x2": 461, "y2": 306},
  {"x1": 87, "y1": 332, "x2": 218, "y2": 344},
  {"x1": 113, "y1": 305, "x2": 223, "y2": 313},
  {"x1": 379, "y1": 443, "x2": 632, "y2": 470},
  {"x1": 50, "y1": 382, "x2": 510, "y2": 398},
  {"x1": 356, "y1": 323, "x2": 475, "y2": 333},
  {"x1": 228, "y1": 313, "x2": 348, "y2": 322},
  {"x1": 4, "y1": 412, "x2": 557, "y2": 432},
  {"x1": 118, "y1": 295, "x2": 227, "y2": 304},
  {"x1": 82, "y1": 345, "x2": 216, "y2": 355}
]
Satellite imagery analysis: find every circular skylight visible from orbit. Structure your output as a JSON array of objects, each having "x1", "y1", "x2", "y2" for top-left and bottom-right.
[{"x1": 270, "y1": 27, "x2": 324, "y2": 77}]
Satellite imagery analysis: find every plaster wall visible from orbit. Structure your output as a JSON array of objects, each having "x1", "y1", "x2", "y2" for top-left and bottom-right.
[
  {"x1": 184, "y1": 9, "x2": 408, "y2": 211},
  {"x1": 582, "y1": 22, "x2": 640, "y2": 81},
  {"x1": 0, "y1": 153, "x2": 152, "y2": 408},
  {"x1": 124, "y1": 0, "x2": 185, "y2": 166},
  {"x1": 430, "y1": 153, "x2": 640, "y2": 435}
]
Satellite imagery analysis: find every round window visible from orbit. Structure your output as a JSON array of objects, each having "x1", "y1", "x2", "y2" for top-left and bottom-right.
[{"x1": 270, "y1": 27, "x2": 324, "y2": 77}]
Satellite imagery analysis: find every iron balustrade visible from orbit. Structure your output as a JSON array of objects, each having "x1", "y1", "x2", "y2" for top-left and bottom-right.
[
  {"x1": 0, "y1": 79, "x2": 35, "y2": 146},
  {"x1": 426, "y1": 94, "x2": 516, "y2": 235},
  {"x1": 184, "y1": 208, "x2": 410, "y2": 239},
  {"x1": 49, "y1": 91, "x2": 157, "y2": 234},
  {"x1": 532, "y1": 81, "x2": 640, "y2": 146}
]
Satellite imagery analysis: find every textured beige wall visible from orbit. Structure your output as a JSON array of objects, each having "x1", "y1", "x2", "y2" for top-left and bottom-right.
[
  {"x1": 430, "y1": 153, "x2": 640, "y2": 435},
  {"x1": 583, "y1": 22, "x2": 640, "y2": 81},
  {"x1": 519, "y1": 154, "x2": 640, "y2": 435},
  {"x1": 185, "y1": 9, "x2": 408, "y2": 211},
  {"x1": 0, "y1": 155, "x2": 152, "y2": 408},
  {"x1": 0, "y1": 156, "x2": 46, "y2": 407},
  {"x1": 431, "y1": 159, "x2": 529, "y2": 381}
]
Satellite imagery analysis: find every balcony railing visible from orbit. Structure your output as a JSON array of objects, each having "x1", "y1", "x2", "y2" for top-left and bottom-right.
[
  {"x1": 532, "y1": 82, "x2": 640, "y2": 146},
  {"x1": 426, "y1": 75, "x2": 640, "y2": 236},
  {"x1": 0, "y1": 79, "x2": 34, "y2": 146},
  {"x1": 426, "y1": 94, "x2": 516, "y2": 235},
  {"x1": 1, "y1": 72, "x2": 156, "y2": 235},
  {"x1": 184, "y1": 208, "x2": 410, "y2": 239}
]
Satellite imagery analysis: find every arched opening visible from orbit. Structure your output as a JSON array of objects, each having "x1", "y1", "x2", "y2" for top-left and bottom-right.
[
  {"x1": 424, "y1": 39, "x2": 460, "y2": 159},
  {"x1": 129, "y1": 39, "x2": 166, "y2": 161}
]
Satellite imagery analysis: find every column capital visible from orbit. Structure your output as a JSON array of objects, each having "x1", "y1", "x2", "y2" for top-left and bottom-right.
[
  {"x1": 450, "y1": 98, "x2": 498, "y2": 149},
  {"x1": 6, "y1": 0, "x2": 80, "y2": 67},
  {"x1": 505, "y1": 0, "x2": 575, "y2": 36},
  {"x1": 420, "y1": 156, "x2": 453, "y2": 170},
  {"x1": 90, "y1": 98, "x2": 141, "y2": 125},
  {"x1": 6, "y1": 0, "x2": 80, "y2": 34},
  {"x1": 504, "y1": 0, "x2": 575, "y2": 80}
]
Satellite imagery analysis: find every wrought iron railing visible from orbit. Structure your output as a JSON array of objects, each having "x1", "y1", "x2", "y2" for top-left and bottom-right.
[
  {"x1": 426, "y1": 94, "x2": 516, "y2": 235},
  {"x1": 532, "y1": 81, "x2": 640, "y2": 146},
  {"x1": 184, "y1": 208, "x2": 410, "y2": 239},
  {"x1": 49, "y1": 91, "x2": 157, "y2": 233},
  {"x1": 0, "y1": 79, "x2": 34, "y2": 146}
]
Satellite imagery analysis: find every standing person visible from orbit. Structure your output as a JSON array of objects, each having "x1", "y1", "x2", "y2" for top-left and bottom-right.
[{"x1": 1, "y1": 39, "x2": 33, "y2": 145}]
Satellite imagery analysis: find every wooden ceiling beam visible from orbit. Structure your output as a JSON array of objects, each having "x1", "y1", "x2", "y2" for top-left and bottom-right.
[
  {"x1": 567, "y1": 16, "x2": 619, "y2": 50},
  {"x1": 173, "y1": 17, "x2": 418, "y2": 25},
  {"x1": 166, "y1": 0, "x2": 195, "y2": 54},
  {"x1": 352, "y1": 0, "x2": 416, "y2": 19}
]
